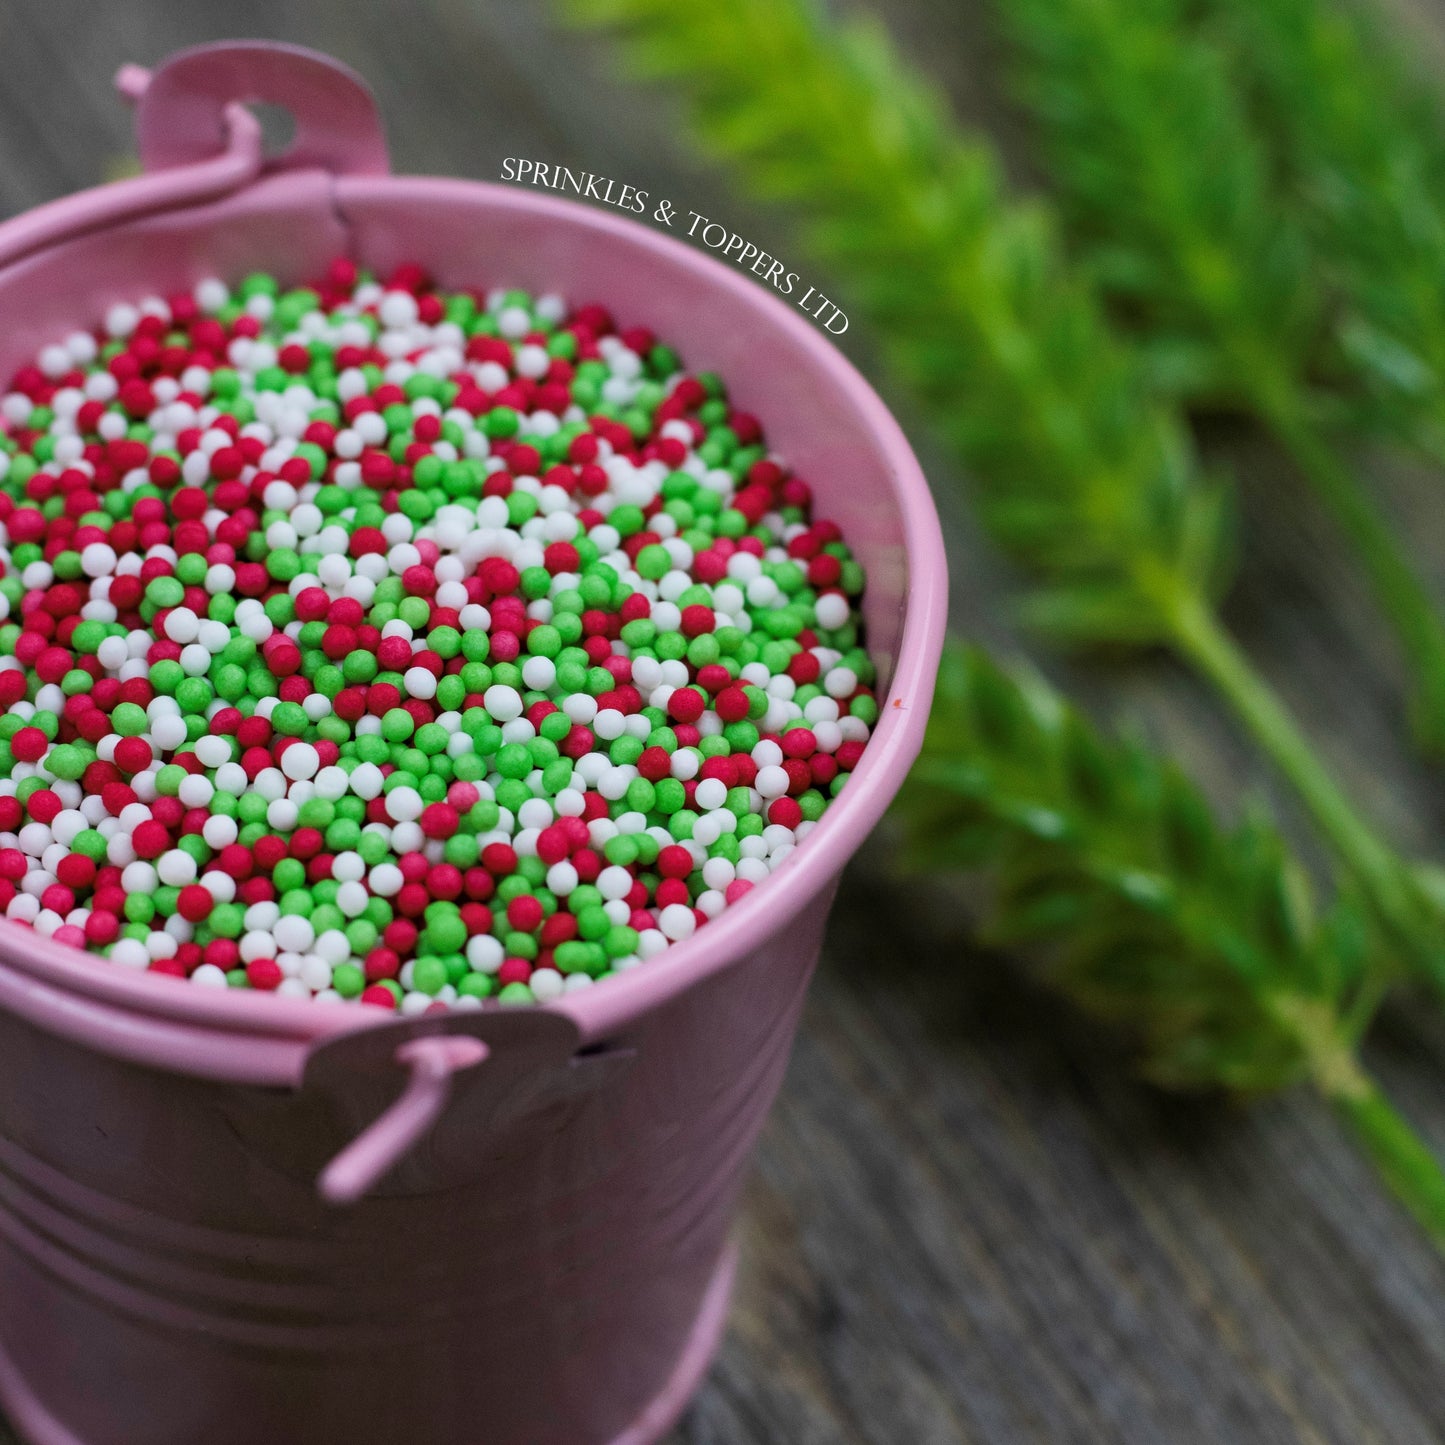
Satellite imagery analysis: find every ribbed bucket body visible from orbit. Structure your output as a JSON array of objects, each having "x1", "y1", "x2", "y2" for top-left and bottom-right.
[
  {"x1": 0, "y1": 894, "x2": 831, "y2": 1445},
  {"x1": 0, "y1": 42, "x2": 947, "y2": 1445}
]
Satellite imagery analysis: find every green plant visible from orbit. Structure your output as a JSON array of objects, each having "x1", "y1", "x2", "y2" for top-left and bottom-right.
[
  {"x1": 901, "y1": 645, "x2": 1445, "y2": 1243},
  {"x1": 1198, "y1": 0, "x2": 1445, "y2": 459},
  {"x1": 587, "y1": 0, "x2": 1225, "y2": 653},
  {"x1": 562, "y1": 0, "x2": 1444, "y2": 992},
  {"x1": 999, "y1": 0, "x2": 1445, "y2": 754},
  {"x1": 559, "y1": 0, "x2": 1445, "y2": 1244}
]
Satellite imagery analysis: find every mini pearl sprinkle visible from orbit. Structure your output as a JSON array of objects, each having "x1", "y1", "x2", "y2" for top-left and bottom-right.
[{"x1": 0, "y1": 262, "x2": 878, "y2": 1010}]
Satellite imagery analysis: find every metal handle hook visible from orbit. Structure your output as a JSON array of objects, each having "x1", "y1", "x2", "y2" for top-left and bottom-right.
[
  {"x1": 130, "y1": 41, "x2": 389, "y2": 178},
  {"x1": 316, "y1": 1035, "x2": 489, "y2": 1207}
]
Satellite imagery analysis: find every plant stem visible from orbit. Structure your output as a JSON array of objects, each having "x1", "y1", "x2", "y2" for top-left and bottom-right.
[
  {"x1": 1169, "y1": 598, "x2": 1402, "y2": 896},
  {"x1": 1274, "y1": 992, "x2": 1445, "y2": 1248},
  {"x1": 1327, "y1": 1070, "x2": 1445, "y2": 1250},
  {"x1": 1260, "y1": 390, "x2": 1445, "y2": 754},
  {"x1": 1167, "y1": 595, "x2": 1445, "y2": 993}
]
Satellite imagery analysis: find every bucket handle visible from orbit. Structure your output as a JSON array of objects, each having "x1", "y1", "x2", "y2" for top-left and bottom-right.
[
  {"x1": 0, "y1": 42, "x2": 387, "y2": 276},
  {"x1": 304, "y1": 1007, "x2": 609, "y2": 1206},
  {"x1": 130, "y1": 41, "x2": 390, "y2": 178},
  {"x1": 0, "y1": 91, "x2": 262, "y2": 276},
  {"x1": 316, "y1": 1035, "x2": 489, "y2": 1206}
]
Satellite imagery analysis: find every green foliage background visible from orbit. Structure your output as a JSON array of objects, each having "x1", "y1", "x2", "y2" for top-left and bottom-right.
[{"x1": 560, "y1": 0, "x2": 1445, "y2": 1245}]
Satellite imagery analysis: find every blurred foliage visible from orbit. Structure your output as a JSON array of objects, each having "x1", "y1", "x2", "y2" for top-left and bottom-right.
[
  {"x1": 1002, "y1": 0, "x2": 1445, "y2": 752},
  {"x1": 900, "y1": 645, "x2": 1372, "y2": 1096},
  {"x1": 899, "y1": 647, "x2": 1445, "y2": 1246},
  {"x1": 573, "y1": 0, "x2": 1229, "y2": 653},
  {"x1": 561, "y1": 0, "x2": 1445, "y2": 1243},
  {"x1": 1200, "y1": 0, "x2": 1445, "y2": 454},
  {"x1": 1004, "y1": 0, "x2": 1319, "y2": 409}
]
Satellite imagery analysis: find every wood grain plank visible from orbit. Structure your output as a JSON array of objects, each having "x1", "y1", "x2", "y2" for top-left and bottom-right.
[{"x1": 1, "y1": 2, "x2": 1444, "y2": 1443}]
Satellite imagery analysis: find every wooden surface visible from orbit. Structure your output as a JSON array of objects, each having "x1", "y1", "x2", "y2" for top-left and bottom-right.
[{"x1": 3, "y1": 1, "x2": 1445, "y2": 1441}]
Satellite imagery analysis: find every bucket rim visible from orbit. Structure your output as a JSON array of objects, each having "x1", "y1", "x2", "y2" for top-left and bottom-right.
[{"x1": 0, "y1": 165, "x2": 950, "y2": 1053}]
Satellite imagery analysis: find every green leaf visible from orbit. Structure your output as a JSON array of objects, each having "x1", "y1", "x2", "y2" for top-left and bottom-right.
[
  {"x1": 564, "y1": 0, "x2": 1231, "y2": 646},
  {"x1": 1197, "y1": 0, "x2": 1445, "y2": 444},
  {"x1": 996, "y1": 0, "x2": 1445, "y2": 753},
  {"x1": 893, "y1": 644, "x2": 1376, "y2": 1094}
]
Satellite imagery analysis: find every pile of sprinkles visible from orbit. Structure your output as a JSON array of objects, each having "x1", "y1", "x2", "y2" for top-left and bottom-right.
[{"x1": 0, "y1": 262, "x2": 878, "y2": 1012}]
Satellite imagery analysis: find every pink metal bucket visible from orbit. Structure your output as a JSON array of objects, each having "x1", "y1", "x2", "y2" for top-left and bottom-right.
[{"x1": 0, "y1": 42, "x2": 947, "y2": 1445}]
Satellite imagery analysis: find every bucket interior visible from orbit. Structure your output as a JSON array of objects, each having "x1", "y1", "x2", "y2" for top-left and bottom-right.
[
  {"x1": 0, "y1": 170, "x2": 914, "y2": 689},
  {"x1": 0, "y1": 165, "x2": 942, "y2": 1053}
]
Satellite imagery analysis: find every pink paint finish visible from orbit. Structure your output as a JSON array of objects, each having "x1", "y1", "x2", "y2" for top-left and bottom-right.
[{"x1": 0, "y1": 42, "x2": 947, "y2": 1445}]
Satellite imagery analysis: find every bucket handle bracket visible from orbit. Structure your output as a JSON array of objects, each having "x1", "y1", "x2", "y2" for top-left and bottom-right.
[
  {"x1": 315, "y1": 1034, "x2": 487, "y2": 1206},
  {"x1": 0, "y1": 42, "x2": 389, "y2": 278},
  {"x1": 305, "y1": 1008, "x2": 612, "y2": 1207},
  {"x1": 127, "y1": 41, "x2": 390, "y2": 179}
]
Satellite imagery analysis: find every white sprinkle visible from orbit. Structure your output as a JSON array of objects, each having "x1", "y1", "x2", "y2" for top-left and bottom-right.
[
  {"x1": 483, "y1": 684, "x2": 523, "y2": 722},
  {"x1": 467, "y1": 935, "x2": 504, "y2": 973},
  {"x1": 658, "y1": 904, "x2": 697, "y2": 941},
  {"x1": 404, "y1": 666, "x2": 438, "y2": 701},
  {"x1": 280, "y1": 743, "x2": 320, "y2": 781},
  {"x1": 336, "y1": 881, "x2": 369, "y2": 917}
]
